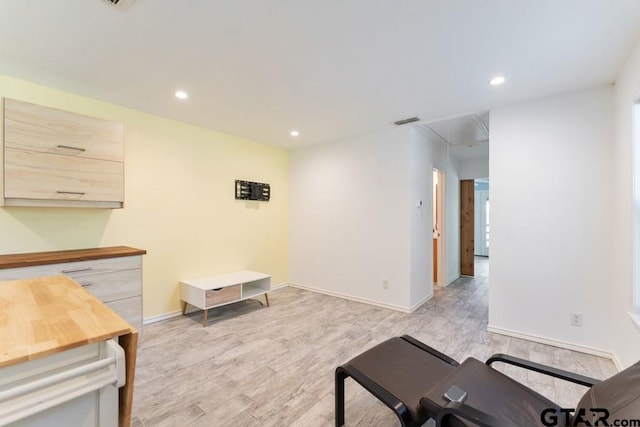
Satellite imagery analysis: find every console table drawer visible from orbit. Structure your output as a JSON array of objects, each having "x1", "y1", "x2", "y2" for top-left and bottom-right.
[{"x1": 206, "y1": 285, "x2": 241, "y2": 307}]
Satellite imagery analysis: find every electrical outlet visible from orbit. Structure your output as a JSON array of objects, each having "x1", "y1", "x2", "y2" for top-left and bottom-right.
[
  {"x1": 570, "y1": 313, "x2": 583, "y2": 326},
  {"x1": 382, "y1": 280, "x2": 389, "y2": 290}
]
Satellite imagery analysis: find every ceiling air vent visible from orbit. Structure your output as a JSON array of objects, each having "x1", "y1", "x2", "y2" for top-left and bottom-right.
[
  {"x1": 393, "y1": 116, "x2": 420, "y2": 126},
  {"x1": 102, "y1": 0, "x2": 135, "y2": 9}
]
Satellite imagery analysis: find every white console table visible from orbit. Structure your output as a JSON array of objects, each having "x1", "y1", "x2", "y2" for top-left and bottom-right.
[{"x1": 180, "y1": 270, "x2": 271, "y2": 327}]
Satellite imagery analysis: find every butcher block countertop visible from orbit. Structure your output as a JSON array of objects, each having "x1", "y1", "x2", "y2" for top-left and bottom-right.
[
  {"x1": 0, "y1": 275, "x2": 138, "y2": 427},
  {"x1": 0, "y1": 245, "x2": 146, "y2": 270},
  {"x1": 0, "y1": 275, "x2": 133, "y2": 368}
]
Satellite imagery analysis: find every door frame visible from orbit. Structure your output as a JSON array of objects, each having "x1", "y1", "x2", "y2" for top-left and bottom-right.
[
  {"x1": 475, "y1": 189, "x2": 490, "y2": 257},
  {"x1": 433, "y1": 168, "x2": 446, "y2": 286}
]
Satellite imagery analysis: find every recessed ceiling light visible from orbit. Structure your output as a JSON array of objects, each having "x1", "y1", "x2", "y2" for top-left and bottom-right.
[
  {"x1": 489, "y1": 76, "x2": 505, "y2": 86},
  {"x1": 175, "y1": 90, "x2": 189, "y2": 99},
  {"x1": 290, "y1": 130, "x2": 299, "y2": 137}
]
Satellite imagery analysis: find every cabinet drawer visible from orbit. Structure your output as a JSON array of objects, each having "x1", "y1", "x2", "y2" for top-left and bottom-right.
[
  {"x1": 0, "y1": 256, "x2": 142, "y2": 282},
  {"x1": 205, "y1": 285, "x2": 240, "y2": 307},
  {"x1": 77, "y1": 268, "x2": 141, "y2": 303},
  {"x1": 106, "y1": 296, "x2": 142, "y2": 332},
  {"x1": 62, "y1": 256, "x2": 142, "y2": 279},
  {"x1": 4, "y1": 98, "x2": 124, "y2": 162},
  {"x1": 5, "y1": 149, "x2": 124, "y2": 203}
]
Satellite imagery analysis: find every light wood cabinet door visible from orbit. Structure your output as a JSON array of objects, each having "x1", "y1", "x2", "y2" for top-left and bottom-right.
[
  {"x1": 5, "y1": 148, "x2": 124, "y2": 203},
  {"x1": 2, "y1": 98, "x2": 125, "y2": 208},
  {"x1": 4, "y1": 98, "x2": 123, "y2": 162}
]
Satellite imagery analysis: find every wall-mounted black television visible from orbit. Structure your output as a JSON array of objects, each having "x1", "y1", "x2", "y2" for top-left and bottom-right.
[{"x1": 235, "y1": 180, "x2": 270, "y2": 201}]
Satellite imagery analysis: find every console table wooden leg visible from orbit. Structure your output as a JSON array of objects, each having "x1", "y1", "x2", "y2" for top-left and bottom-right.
[
  {"x1": 181, "y1": 301, "x2": 187, "y2": 315},
  {"x1": 202, "y1": 309, "x2": 208, "y2": 327},
  {"x1": 264, "y1": 293, "x2": 270, "y2": 307}
]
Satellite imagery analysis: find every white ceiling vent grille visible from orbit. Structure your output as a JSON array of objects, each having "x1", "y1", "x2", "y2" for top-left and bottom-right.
[
  {"x1": 102, "y1": 0, "x2": 135, "y2": 9},
  {"x1": 393, "y1": 116, "x2": 420, "y2": 126}
]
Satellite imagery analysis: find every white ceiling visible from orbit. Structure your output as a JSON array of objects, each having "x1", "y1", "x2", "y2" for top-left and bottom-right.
[
  {"x1": 419, "y1": 112, "x2": 490, "y2": 160},
  {"x1": 0, "y1": 1, "x2": 639, "y2": 149}
]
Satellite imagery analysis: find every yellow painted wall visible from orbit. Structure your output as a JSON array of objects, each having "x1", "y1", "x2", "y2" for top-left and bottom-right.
[{"x1": 0, "y1": 75, "x2": 289, "y2": 319}]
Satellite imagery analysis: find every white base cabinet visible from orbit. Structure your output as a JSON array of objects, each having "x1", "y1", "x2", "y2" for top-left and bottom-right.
[{"x1": 0, "y1": 247, "x2": 146, "y2": 333}]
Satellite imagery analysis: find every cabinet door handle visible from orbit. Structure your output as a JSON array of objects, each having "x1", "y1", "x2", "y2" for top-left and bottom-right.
[
  {"x1": 57, "y1": 191, "x2": 86, "y2": 195},
  {"x1": 57, "y1": 144, "x2": 86, "y2": 152},
  {"x1": 62, "y1": 267, "x2": 93, "y2": 274},
  {"x1": 80, "y1": 282, "x2": 93, "y2": 287}
]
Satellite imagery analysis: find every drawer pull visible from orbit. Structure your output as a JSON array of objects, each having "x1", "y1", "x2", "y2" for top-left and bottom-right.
[
  {"x1": 80, "y1": 282, "x2": 93, "y2": 287},
  {"x1": 57, "y1": 191, "x2": 86, "y2": 195},
  {"x1": 57, "y1": 144, "x2": 86, "y2": 152},
  {"x1": 62, "y1": 267, "x2": 93, "y2": 274},
  {"x1": 212, "y1": 288, "x2": 222, "y2": 291}
]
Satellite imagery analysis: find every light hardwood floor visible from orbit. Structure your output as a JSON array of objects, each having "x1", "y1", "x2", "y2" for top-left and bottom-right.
[{"x1": 132, "y1": 258, "x2": 617, "y2": 426}]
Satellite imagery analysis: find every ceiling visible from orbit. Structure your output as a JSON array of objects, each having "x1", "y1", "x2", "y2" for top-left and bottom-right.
[
  {"x1": 0, "y1": 1, "x2": 639, "y2": 150},
  {"x1": 419, "y1": 112, "x2": 490, "y2": 160}
]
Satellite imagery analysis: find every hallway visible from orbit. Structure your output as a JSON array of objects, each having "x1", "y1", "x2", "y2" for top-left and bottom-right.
[{"x1": 474, "y1": 255, "x2": 489, "y2": 278}]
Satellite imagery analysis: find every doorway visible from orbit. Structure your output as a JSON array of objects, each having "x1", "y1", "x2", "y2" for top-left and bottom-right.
[
  {"x1": 460, "y1": 179, "x2": 475, "y2": 276},
  {"x1": 459, "y1": 178, "x2": 490, "y2": 276},
  {"x1": 433, "y1": 168, "x2": 446, "y2": 286},
  {"x1": 474, "y1": 179, "x2": 490, "y2": 257}
]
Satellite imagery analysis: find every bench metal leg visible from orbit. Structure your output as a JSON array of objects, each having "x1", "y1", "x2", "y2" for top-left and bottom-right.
[
  {"x1": 335, "y1": 364, "x2": 418, "y2": 427},
  {"x1": 335, "y1": 367, "x2": 348, "y2": 426}
]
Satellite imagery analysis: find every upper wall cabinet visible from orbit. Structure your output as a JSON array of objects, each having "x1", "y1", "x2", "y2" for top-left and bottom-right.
[{"x1": 2, "y1": 98, "x2": 124, "y2": 208}]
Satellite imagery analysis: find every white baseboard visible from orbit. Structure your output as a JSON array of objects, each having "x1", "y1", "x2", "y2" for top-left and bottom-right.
[
  {"x1": 145, "y1": 282, "x2": 426, "y2": 324},
  {"x1": 287, "y1": 282, "x2": 412, "y2": 313},
  {"x1": 487, "y1": 325, "x2": 615, "y2": 361},
  {"x1": 446, "y1": 275, "x2": 460, "y2": 287},
  {"x1": 144, "y1": 310, "x2": 182, "y2": 325},
  {"x1": 410, "y1": 293, "x2": 433, "y2": 312},
  {"x1": 611, "y1": 353, "x2": 624, "y2": 371}
]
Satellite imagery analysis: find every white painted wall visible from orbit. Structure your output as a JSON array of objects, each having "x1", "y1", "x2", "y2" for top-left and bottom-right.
[
  {"x1": 417, "y1": 134, "x2": 461, "y2": 284},
  {"x1": 289, "y1": 125, "x2": 461, "y2": 311},
  {"x1": 289, "y1": 127, "x2": 413, "y2": 310},
  {"x1": 489, "y1": 86, "x2": 614, "y2": 353},
  {"x1": 419, "y1": 132, "x2": 462, "y2": 286},
  {"x1": 611, "y1": 36, "x2": 640, "y2": 368},
  {"x1": 409, "y1": 128, "x2": 433, "y2": 308},
  {"x1": 408, "y1": 128, "x2": 461, "y2": 305},
  {"x1": 445, "y1": 156, "x2": 461, "y2": 285},
  {"x1": 458, "y1": 156, "x2": 489, "y2": 180}
]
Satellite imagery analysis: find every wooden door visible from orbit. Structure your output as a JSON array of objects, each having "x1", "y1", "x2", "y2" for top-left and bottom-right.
[{"x1": 460, "y1": 180, "x2": 474, "y2": 276}]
